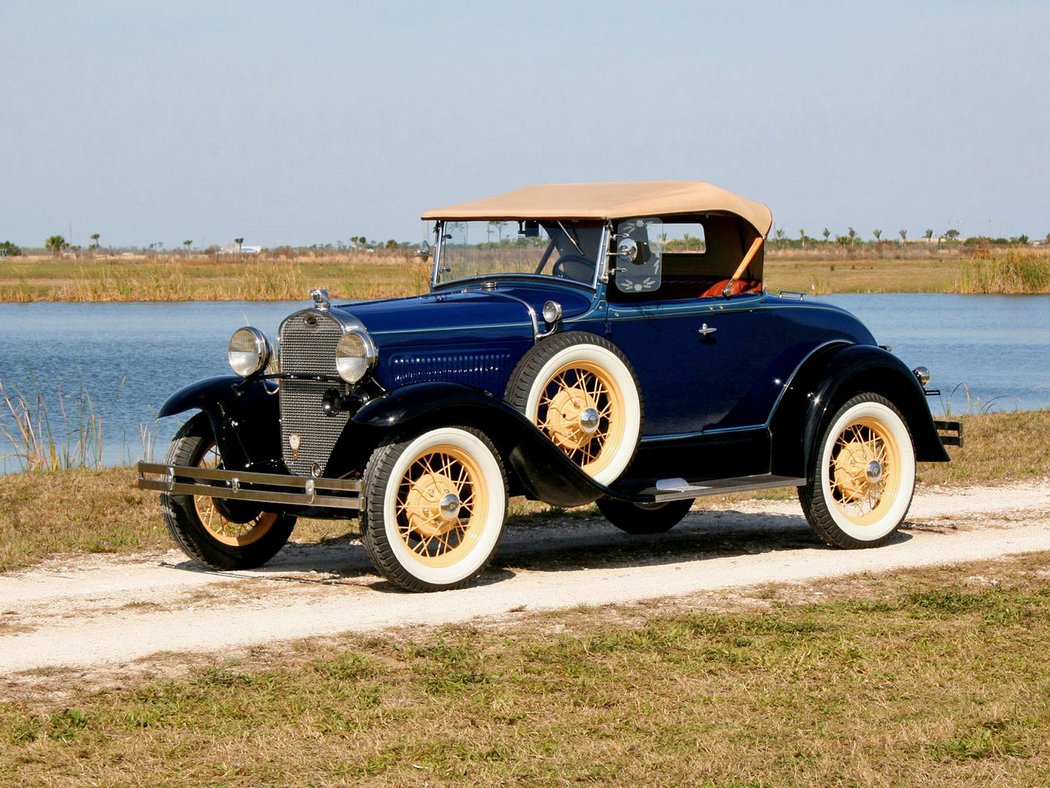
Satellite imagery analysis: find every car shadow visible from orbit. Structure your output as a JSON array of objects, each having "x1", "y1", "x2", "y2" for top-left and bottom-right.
[{"x1": 161, "y1": 509, "x2": 912, "y2": 586}]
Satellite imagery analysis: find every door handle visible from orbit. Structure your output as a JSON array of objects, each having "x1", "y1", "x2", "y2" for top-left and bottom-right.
[{"x1": 698, "y1": 323, "x2": 717, "y2": 336}]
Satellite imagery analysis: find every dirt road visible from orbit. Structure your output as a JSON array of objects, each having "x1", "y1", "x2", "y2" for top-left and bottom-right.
[{"x1": 2, "y1": 481, "x2": 1048, "y2": 676}]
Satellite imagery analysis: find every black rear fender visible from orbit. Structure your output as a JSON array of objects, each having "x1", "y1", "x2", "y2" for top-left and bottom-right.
[
  {"x1": 349, "y1": 382, "x2": 632, "y2": 507},
  {"x1": 771, "y1": 344, "x2": 949, "y2": 477},
  {"x1": 158, "y1": 376, "x2": 282, "y2": 470}
]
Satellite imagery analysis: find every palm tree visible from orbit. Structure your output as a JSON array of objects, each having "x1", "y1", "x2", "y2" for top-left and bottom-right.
[
  {"x1": 899, "y1": 228, "x2": 907, "y2": 243},
  {"x1": 45, "y1": 235, "x2": 67, "y2": 257},
  {"x1": 872, "y1": 228, "x2": 882, "y2": 241},
  {"x1": 234, "y1": 237, "x2": 245, "y2": 255},
  {"x1": 799, "y1": 229, "x2": 806, "y2": 250},
  {"x1": 847, "y1": 227, "x2": 857, "y2": 247},
  {"x1": 89, "y1": 232, "x2": 101, "y2": 249},
  {"x1": 183, "y1": 239, "x2": 193, "y2": 254},
  {"x1": 822, "y1": 227, "x2": 830, "y2": 243},
  {"x1": 924, "y1": 229, "x2": 934, "y2": 244}
]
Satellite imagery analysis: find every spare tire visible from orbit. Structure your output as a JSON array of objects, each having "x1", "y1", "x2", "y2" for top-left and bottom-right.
[{"x1": 505, "y1": 332, "x2": 642, "y2": 484}]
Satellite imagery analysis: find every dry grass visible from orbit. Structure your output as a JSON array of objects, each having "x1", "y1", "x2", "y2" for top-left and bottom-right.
[
  {"x1": 2, "y1": 249, "x2": 1048, "y2": 301},
  {"x1": 763, "y1": 254, "x2": 967, "y2": 294},
  {"x1": 0, "y1": 254, "x2": 431, "y2": 303},
  {"x1": 958, "y1": 251, "x2": 1050, "y2": 294},
  {"x1": 1, "y1": 553, "x2": 1048, "y2": 785}
]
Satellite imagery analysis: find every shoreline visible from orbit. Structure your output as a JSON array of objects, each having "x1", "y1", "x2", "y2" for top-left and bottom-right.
[{"x1": 0, "y1": 251, "x2": 1047, "y2": 302}]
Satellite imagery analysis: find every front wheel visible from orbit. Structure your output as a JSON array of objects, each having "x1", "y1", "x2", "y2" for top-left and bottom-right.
[
  {"x1": 160, "y1": 413, "x2": 296, "y2": 570},
  {"x1": 798, "y1": 393, "x2": 916, "y2": 548},
  {"x1": 361, "y1": 426, "x2": 508, "y2": 592},
  {"x1": 597, "y1": 498, "x2": 694, "y2": 534}
]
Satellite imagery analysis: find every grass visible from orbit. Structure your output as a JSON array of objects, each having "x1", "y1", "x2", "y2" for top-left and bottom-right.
[
  {"x1": 1, "y1": 249, "x2": 1048, "y2": 301},
  {"x1": 1, "y1": 553, "x2": 1048, "y2": 784},
  {"x1": 0, "y1": 377, "x2": 104, "y2": 472},
  {"x1": 0, "y1": 409, "x2": 1045, "y2": 574},
  {"x1": 958, "y1": 251, "x2": 1050, "y2": 294},
  {"x1": 0, "y1": 254, "x2": 431, "y2": 303}
]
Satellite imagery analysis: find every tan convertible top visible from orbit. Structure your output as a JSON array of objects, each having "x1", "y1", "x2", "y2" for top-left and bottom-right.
[{"x1": 421, "y1": 181, "x2": 773, "y2": 237}]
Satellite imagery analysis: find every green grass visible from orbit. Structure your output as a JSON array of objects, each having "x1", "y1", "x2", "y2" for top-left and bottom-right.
[{"x1": 2, "y1": 554, "x2": 1048, "y2": 784}]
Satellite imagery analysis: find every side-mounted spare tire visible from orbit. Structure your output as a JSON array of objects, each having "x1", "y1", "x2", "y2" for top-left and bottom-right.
[{"x1": 505, "y1": 331, "x2": 642, "y2": 485}]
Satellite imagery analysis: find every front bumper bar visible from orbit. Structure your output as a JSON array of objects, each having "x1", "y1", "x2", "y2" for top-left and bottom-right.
[
  {"x1": 934, "y1": 419, "x2": 964, "y2": 447},
  {"x1": 136, "y1": 462, "x2": 362, "y2": 510}
]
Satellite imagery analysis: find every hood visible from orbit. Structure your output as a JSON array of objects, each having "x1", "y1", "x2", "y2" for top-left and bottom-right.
[{"x1": 334, "y1": 282, "x2": 594, "y2": 337}]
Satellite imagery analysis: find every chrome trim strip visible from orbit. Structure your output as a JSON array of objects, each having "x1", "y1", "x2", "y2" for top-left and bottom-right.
[
  {"x1": 476, "y1": 290, "x2": 540, "y2": 342},
  {"x1": 370, "y1": 321, "x2": 534, "y2": 337},
  {"x1": 136, "y1": 462, "x2": 362, "y2": 510}
]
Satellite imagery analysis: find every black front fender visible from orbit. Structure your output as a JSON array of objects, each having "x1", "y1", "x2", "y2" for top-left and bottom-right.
[
  {"x1": 350, "y1": 382, "x2": 642, "y2": 507},
  {"x1": 771, "y1": 344, "x2": 950, "y2": 477},
  {"x1": 158, "y1": 376, "x2": 283, "y2": 471}
]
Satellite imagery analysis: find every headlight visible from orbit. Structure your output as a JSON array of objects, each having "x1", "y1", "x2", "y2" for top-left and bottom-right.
[
  {"x1": 335, "y1": 330, "x2": 377, "y2": 384},
  {"x1": 227, "y1": 326, "x2": 271, "y2": 378}
]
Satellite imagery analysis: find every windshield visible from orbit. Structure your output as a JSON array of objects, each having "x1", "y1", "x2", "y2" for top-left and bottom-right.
[{"x1": 435, "y1": 220, "x2": 604, "y2": 287}]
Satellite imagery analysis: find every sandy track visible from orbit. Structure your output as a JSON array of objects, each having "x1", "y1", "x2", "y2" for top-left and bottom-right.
[{"x1": 1, "y1": 481, "x2": 1048, "y2": 675}]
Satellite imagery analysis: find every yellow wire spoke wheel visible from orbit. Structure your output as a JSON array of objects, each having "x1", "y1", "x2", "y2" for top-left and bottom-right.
[
  {"x1": 393, "y1": 444, "x2": 488, "y2": 568},
  {"x1": 827, "y1": 417, "x2": 901, "y2": 526},
  {"x1": 800, "y1": 393, "x2": 916, "y2": 548},
  {"x1": 507, "y1": 332, "x2": 642, "y2": 486},
  {"x1": 191, "y1": 444, "x2": 279, "y2": 547},
  {"x1": 161, "y1": 412, "x2": 295, "y2": 571},
  {"x1": 363, "y1": 426, "x2": 508, "y2": 592},
  {"x1": 536, "y1": 360, "x2": 626, "y2": 478}
]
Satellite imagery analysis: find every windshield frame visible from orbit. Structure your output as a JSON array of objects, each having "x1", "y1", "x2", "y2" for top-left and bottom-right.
[{"x1": 430, "y1": 220, "x2": 609, "y2": 292}]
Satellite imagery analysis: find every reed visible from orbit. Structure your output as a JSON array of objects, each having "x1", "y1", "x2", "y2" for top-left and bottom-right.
[
  {"x1": 958, "y1": 251, "x2": 1050, "y2": 294},
  {"x1": 0, "y1": 376, "x2": 103, "y2": 472}
]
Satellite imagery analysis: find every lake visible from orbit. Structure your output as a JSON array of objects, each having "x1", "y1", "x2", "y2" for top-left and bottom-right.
[{"x1": 1, "y1": 294, "x2": 1048, "y2": 471}]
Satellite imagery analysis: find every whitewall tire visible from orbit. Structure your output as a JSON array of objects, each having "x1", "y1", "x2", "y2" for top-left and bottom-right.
[
  {"x1": 361, "y1": 426, "x2": 508, "y2": 591},
  {"x1": 799, "y1": 393, "x2": 916, "y2": 548}
]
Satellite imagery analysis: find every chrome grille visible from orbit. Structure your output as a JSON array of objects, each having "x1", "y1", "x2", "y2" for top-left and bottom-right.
[{"x1": 279, "y1": 310, "x2": 350, "y2": 477}]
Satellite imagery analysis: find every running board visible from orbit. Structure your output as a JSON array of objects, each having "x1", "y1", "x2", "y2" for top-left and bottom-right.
[{"x1": 638, "y1": 474, "x2": 807, "y2": 502}]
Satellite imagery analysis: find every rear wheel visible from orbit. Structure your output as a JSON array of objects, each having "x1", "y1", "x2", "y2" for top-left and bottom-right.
[
  {"x1": 160, "y1": 413, "x2": 296, "y2": 569},
  {"x1": 798, "y1": 393, "x2": 916, "y2": 548},
  {"x1": 361, "y1": 426, "x2": 508, "y2": 592},
  {"x1": 597, "y1": 498, "x2": 694, "y2": 534}
]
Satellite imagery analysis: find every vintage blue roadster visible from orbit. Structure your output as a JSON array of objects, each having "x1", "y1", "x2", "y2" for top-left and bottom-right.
[{"x1": 137, "y1": 182, "x2": 962, "y2": 591}]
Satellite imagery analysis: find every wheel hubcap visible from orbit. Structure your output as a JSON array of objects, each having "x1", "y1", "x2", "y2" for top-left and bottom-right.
[
  {"x1": 578, "y1": 407, "x2": 601, "y2": 434},
  {"x1": 865, "y1": 459, "x2": 883, "y2": 482}
]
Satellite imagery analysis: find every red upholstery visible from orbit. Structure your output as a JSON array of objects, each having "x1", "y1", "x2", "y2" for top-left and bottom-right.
[{"x1": 700, "y1": 278, "x2": 762, "y2": 298}]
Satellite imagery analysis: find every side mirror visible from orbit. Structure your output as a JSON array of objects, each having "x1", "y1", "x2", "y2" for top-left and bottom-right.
[
  {"x1": 616, "y1": 238, "x2": 638, "y2": 264},
  {"x1": 413, "y1": 240, "x2": 430, "y2": 262}
]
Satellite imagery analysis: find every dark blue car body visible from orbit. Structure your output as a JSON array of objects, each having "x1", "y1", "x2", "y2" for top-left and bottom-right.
[{"x1": 139, "y1": 181, "x2": 960, "y2": 591}]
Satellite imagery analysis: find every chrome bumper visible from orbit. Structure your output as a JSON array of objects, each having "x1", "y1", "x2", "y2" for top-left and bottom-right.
[{"x1": 136, "y1": 462, "x2": 362, "y2": 510}]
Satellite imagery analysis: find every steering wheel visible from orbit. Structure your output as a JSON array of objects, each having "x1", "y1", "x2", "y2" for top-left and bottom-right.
[{"x1": 550, "y1": 255, "x2": 594, "y2": 282}]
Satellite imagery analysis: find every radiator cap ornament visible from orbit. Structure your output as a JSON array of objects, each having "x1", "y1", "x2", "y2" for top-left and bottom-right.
[
  {"x1": 289, "y1": 432, "x2": 301, "y2": 460},
  {"x1": 310, "y1": 288, "x2": 331, "y2": 311}
]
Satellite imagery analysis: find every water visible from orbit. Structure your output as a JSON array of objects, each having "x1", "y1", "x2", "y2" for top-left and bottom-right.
[
  {"x1": 1, "y1": 295, "x2": 1048, "y2": 471},
  {"x1": 823, "y1": 294, "x2": 1050, "y2": 415}
]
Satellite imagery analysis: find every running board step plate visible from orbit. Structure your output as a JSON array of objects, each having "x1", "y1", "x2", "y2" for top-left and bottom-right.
[{"x1": 642, "y1": 474, "x2": 807, "y2": 502}]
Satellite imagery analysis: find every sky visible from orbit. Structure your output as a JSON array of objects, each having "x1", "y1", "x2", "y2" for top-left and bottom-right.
[{"x1": 1, "y1": 1, "x2": 1048, "y2": 249}]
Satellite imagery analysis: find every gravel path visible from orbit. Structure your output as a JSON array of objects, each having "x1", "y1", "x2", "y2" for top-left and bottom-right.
[{"x1": 1, "y1": 481, "x2": 1048, "y2": 675}]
